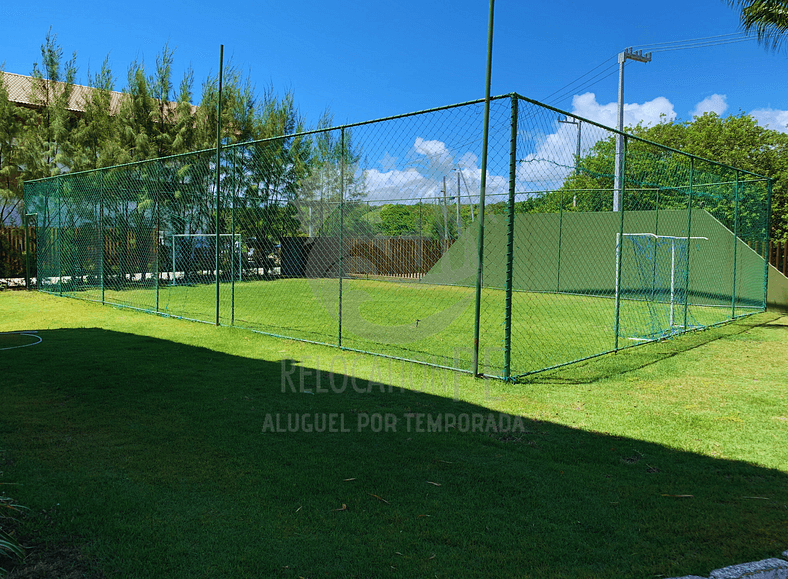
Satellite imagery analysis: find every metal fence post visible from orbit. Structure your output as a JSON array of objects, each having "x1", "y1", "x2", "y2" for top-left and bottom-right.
[
  {"x1": 338, "y1": 128, "x2": 346, "y2": 348},
  {"x1": 731, "y1": 171, "x2": 740, "y2": 318},
  {"x1": 613, "y1": 136, "x2": 627, "y2": 350},
  {"x1": 231, "y1": 147, "x2": 236, "y2": 326},
  {"x1": 557, "y1": 189, "x2": 563, "y2": 293},
  {"x1": 153, "y1": 170, "x2": 158, "y2": 312},
  {"x1": 503, "y1": 95, "x2": 518, "y2": 380},
  {"x1": 57, "y1": 176, "x2": 62, "y2": 296},
  {"x1": 683, "y1": 158, "x2": 694, "y2": 330},
  {"x1": 763, "y1": 179, "x2": 773, "y2": 310},
  {"x1": 472, "y1": 0, "x2": 495, "y2": 377},
  {"x1": 214, "y1": 44, "x2": 224, "y2": 327},
  {"x1": 23, "y1": 213, "x2": 31, "y2": 290}
]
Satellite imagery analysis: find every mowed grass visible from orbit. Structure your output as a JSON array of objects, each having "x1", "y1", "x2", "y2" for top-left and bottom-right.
[
  {"x1": 56, "y1": 277, "x2": 746, "y2": 376},
  {"x1": 0, "y1": 290, "x2": 786, "y2": 578}
]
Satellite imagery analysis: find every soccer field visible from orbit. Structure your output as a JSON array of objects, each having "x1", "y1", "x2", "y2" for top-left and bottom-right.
[{"x1": 51, "y1": 277, "x2": 751, "y2": 377}]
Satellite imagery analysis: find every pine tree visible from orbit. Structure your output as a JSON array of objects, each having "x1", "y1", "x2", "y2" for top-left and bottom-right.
[
  {"x1": 70, "y1": 56, "x2": 123, "y2": 171},
  {"x1": 0, "y1": 69, "x2": 26, "y2": 226},
  {"x1": 19, "y1": 28, "x2": 78, "y2": 178}
]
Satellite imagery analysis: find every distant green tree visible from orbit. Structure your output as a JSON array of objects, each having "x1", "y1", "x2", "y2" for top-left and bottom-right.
[
  {"x1": 380, "y1": 204, "x2": 417, "y2": 236},
  {"x1": 540, "y1": 113, "x2": 787, "y2": 239}
]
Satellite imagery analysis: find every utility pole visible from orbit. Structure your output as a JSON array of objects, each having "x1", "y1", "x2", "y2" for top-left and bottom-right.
[
  {"x1": 613, "y1": 47, "x2": 651, "y2": 212},
  {"x1": 442, "y1": 176, "x2": 450, "y2": 244},
  {"x1": 456, "y1": 171, "x2": 462, "y2": 237},
  {"x1": 558, "y1": 115, "x2": 582, "y2": 207}
]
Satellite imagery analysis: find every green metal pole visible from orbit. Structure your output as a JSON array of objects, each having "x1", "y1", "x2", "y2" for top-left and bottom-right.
[
  {"x1": 731, "y1": 171, "x2": 740, "y2": 319},
  {"x1": 215, "y1": 44, "x2": 224, "y2": 327},
  {"x1": 100, "y1": 172, "x2": 105, "y2": 304},
  {"x1": 613, "y1": 136, "x2": 627, "y2": 350},
  {"x1": 557, "y1": 189, "x2": 563, "y2": 292},
  {"x1": 472, "y1": 0, "x2": 495, "y2": 377},
  {"x1": 652, "y1": 187, "x2": 660, "y2": 297},
  {"x1": 683, "y1": 158, "x2": 694, "y2": 330},
  {"x1": 231, "y1": 147, "x2": 236, "y2": 326},
  {"x1": 58, "y1": 177, "x2": 62, "y2": 296},
  {"x1": 24, "y1": 213, "x2": 30, "y2": 290},
  {"x1": 153, "y1": 171, "x2": 159, "y2": 312},
  {"x1": 503, "y1": 95, "x2": 518, "y2": 380},
  {"x1": 338, "y1": 128, "x2": 345, "y2": 347},
  {"x1": 763, "y1": 179, "x2": 773, "y2": 310}
]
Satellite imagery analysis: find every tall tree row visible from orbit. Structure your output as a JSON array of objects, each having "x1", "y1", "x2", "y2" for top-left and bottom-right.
[{"x1": 0, "y1": 31, "x2": 330, "y2": 227}]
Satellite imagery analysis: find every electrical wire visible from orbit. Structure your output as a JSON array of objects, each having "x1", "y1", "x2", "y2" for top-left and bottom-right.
[
  {"x1": 543, "y1": 32, "x2": 755, "y2": 108},
  {"x1": 545, "y1": 62, "x2": 621, "y2": 107},
  {"x1": 633, "y1": 32, "x2": 752, "y2": 52},
  {"x1": 541, "y1": 55, "x2": 618, "y2": 104}
]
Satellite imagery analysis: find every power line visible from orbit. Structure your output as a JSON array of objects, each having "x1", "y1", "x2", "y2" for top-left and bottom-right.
[
  {"x1": 633, "y1": 31, "x2": 750, "y2": 50},
  {"x1": 646, "y1": 38, "x2": 753, "y2": 53},
  {"x1": 545, "y1": 62, "x2": 621, "y2": 107},
  {"x1": 541, "y1": 55, "x2": 617, "y2": 104},
  {"x1": 542, "y1": 32, "x2": 754, "y2": 108}
]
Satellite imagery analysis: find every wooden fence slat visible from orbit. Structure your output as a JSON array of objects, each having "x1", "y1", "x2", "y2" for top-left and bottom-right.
[{"x1": 0, "y1": 226, "x2": 36, "y2": 280}]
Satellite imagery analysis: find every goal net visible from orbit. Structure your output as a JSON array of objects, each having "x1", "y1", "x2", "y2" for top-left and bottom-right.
[
  {"x1": 616, "y1": 233, "x2": 707, "y2": 341},
  {"x1": 170, "y1": 233, "x2": 242, "y2": 286}
]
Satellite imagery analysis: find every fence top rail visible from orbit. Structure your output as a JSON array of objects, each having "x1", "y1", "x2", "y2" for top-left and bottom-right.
[{"x1": 24, "y1": 92, "x2": 770, "y2": 187}]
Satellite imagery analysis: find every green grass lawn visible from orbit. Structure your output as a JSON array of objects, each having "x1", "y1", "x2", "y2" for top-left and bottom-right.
[
  {"x1": 1, "y1": 291, "x2": 785, "y2": 578},
  {"x1": 48, "y1": 277, "x2": 755, "y2": 378}
]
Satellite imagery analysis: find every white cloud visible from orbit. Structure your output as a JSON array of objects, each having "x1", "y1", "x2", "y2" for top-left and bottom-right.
[
  {"x1": 571, "y1": 92, "x2": 676, "y2": 129},
  {"x1": 363, "y1": 138, "x2": 509, "y2": 204},
  {"x1": 691, "y1": 94, "x2": 728, "y2": 118},
  {"x1": 751, "y1": 108, "x2": 788, "y2": 133},
  {"x1": 363, "y1": 167, "x2": 436, "y2": 203}
]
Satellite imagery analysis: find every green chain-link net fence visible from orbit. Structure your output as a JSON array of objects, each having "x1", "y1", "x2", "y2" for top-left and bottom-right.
[{"x1": 24, "y1": 94, "x2": 771, "y2": 379}]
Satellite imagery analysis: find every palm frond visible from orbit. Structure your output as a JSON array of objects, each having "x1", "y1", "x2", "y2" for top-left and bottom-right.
[{"x1": 726, "y1": 0, "x2": 788, "y2": 51}]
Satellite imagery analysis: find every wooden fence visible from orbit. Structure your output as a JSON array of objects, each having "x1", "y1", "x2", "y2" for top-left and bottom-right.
[
  {"x1": 766, "y1": 239, "x2": 788, "y2": 276},
  {"x1": 4, "y1": 224, "x2": 788, "y2": 285},
  {"x1": 0, "y1": 226, "x2": 35, "y2": 281},
  {"x1": 280, "y1": 237, "x2": 451, "y2": 279}
]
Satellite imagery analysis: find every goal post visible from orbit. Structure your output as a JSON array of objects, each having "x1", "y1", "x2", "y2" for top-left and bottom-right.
[
  {"x1": 615, "y1": 232, "x2": 708, "y2": 340},
  {"x1": 170, "y1": 233, "x2": 242, "y2": 286}
]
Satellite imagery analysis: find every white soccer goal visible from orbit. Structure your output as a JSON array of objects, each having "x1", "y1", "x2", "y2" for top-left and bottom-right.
[
  {"x1": 615, "y1": 232, "x2": 707, "y2": 339},
  {"x1": 170, "y1": 233, "x2": 243, "y2": 286}
]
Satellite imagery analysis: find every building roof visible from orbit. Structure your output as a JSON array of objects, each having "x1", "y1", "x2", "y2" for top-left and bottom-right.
[{"x1": 0, "y1": 71, "x2": 194, "y2": 116}]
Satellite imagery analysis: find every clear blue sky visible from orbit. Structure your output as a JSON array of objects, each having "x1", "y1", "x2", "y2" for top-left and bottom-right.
[{"x1": 2, "y1": 0, "x2": 787, "y2": 132}]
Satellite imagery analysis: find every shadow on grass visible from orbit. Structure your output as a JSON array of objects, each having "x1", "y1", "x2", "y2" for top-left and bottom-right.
[{"x1": 0, "y1": 327, "x2": 786, "y2": 579}]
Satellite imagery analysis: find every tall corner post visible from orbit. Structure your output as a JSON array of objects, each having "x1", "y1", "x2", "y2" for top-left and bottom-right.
[
  {"x1": 215, "y1": 44, "x2": 224, "y2": 327},
  {"x1": 472, "y1": 0, "x2": 495, "y2": 377},
  {"x1": 503, "y1": 95, "x2": 518, "y2": 380}
]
